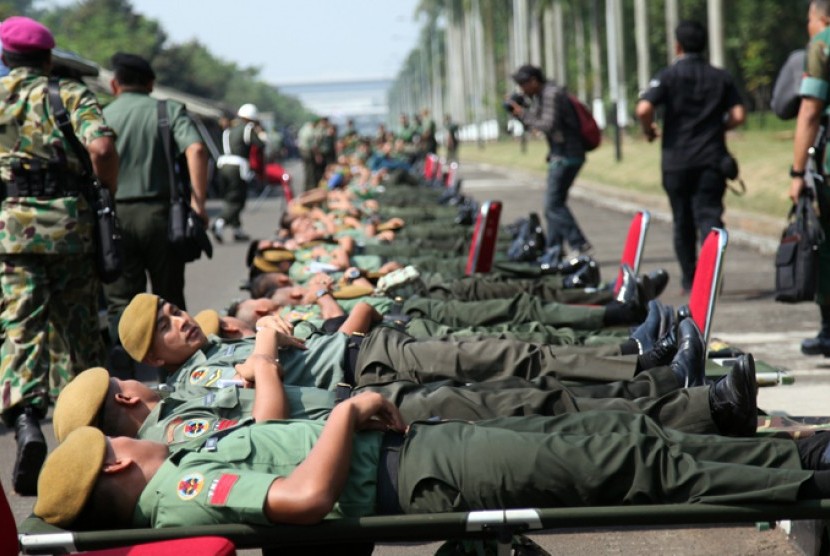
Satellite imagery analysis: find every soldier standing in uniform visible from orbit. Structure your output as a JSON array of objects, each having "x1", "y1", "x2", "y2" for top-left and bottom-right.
[
  {"x1": 0, "y1": 16, "x2": 118, "y2": 494},
  {"x1": 102, "y1": 53, "x2": 208, "y2": 352},
  {"x1": 790, "y1": 0, "x2": 830, "y2": 357},
  {"x1": 212, "y1": 103, "x2": 266, "y2": 242}
]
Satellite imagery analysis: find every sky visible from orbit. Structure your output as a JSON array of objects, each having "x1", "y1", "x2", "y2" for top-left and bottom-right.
[{"x1": 124, "y1": 0, "x2": 423, "y2": 85}]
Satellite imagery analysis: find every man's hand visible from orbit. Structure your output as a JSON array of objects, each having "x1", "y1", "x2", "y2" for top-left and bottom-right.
[
  {"x1": 345, "y1": 392, "x2": 406, "y2": 433},
  {"x1": 790, "y1": 177, "x2": 806, "y2": 203},
  {"x1": 643, "y1": 123, "x2": 659, "y2": 143},
  {"x1": 507, "y1": 100, "x2": 524, "y2": 118},
  {"x1": 234, "y1": 353, "x2": 279, "y2": 383},
  {"x1": 254, "y1": 315, "x2": 306, "y2": 350},
  {"x1": 308, "y1": 272, "x2": 335, "y2": 291},
  {"x1": 255, "y1": 314, "x2": 295, "y2": 336}
]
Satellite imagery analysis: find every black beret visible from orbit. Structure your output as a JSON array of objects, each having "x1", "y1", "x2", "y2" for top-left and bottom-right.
[{"x1": 110, "y1": 52, "x2": 155, "y2": 80}]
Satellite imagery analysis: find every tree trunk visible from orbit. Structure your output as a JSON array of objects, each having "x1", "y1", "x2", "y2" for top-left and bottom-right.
[{"x1": 634, "y1": 0, "x2": 650, "y2": 93}]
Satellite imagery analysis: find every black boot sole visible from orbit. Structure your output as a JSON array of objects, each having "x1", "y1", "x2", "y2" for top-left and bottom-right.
[{"x1": 13, "y1": 436, "x2": 47, "y2": 495}]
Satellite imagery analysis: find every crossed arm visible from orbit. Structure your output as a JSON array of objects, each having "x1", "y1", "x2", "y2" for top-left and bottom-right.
[{"x1": 263, "y1": 392, "x2": 406, "y2": 524}]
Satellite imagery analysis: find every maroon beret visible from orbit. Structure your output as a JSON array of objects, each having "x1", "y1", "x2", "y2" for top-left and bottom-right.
[{"x1": 1, "y1": 16, "x2": 55, "y2": 53}]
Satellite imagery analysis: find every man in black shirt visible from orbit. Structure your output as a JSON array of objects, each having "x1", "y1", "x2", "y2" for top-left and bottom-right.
[{"x1": 636, "y1": 21, "x2": 745, "y2": 293}]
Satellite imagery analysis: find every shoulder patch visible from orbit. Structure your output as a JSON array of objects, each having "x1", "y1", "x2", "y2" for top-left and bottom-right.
[
  {"x1": 190, "y1": 369, "x2": 206, "y2": 384},
  {"x1": 177, "y1": 473, "x2": 205, "y2": 500}
]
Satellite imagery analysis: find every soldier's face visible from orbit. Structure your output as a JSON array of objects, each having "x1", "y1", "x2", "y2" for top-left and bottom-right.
[{"x1": 148, "y1": 302, "x2": 206, "y2": 365}]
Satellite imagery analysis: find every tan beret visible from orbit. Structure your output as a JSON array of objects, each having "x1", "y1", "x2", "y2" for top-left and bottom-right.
[
  {"x1": 34, "y1": 426, "x2": 106, "y2": 527},
  {"x1": 194, "y1": 309, "x2": 220, "y2": 336},
  {"x1": 53, "y1": 367, "x2": 110, "y2": 443},
  {"x1": 252, "y1": 254, "x2": 294, "y2": 274},
  {"x1": 118, "y1": 293, "x2": 160, "y2": 362},
  {"x1": 376, "y1": 220, "x2": 404, "y2": 232},
  {"x1": 333, "y1": 284, "x2": 375, "y2": 299},
  {"x1": 261, "y1": 248, "x2": 295, "y2": 263}
]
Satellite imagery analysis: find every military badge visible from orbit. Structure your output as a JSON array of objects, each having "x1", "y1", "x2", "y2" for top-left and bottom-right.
[
  {"x1": 183, "y1": 419, "x2": 210, "y2": 438},
  {"x1": 177, "y1": 473, "x2": 204, "y2": 500},
  {"x1": 203, "y1": 368, "x2": 223, "y2": 387},
  {"x1": 189, "y1": 369, "x2": 206, "y2": 384}
]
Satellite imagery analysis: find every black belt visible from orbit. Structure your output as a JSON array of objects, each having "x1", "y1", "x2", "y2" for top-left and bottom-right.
[
  {"x1": 343, "y1": 333, "x2": 365, "y2": 386},
  {"x1": 376, "y1": 432, "x2": 404, "y2": 515}
]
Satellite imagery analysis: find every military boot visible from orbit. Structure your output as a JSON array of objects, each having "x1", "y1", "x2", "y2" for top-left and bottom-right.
[{"x1": 12, "y1": 406, "x2": 47, "y2": 495}]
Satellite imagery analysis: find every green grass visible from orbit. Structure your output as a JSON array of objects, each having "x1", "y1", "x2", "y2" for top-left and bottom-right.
[{"x1": 460, "y1": 120, "x2": 797, "y2": 220}]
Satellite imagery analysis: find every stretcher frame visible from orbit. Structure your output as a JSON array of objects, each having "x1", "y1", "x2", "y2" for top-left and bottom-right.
[{"x1": 17, "y1": 502, "x2": 830, "y2": 555}]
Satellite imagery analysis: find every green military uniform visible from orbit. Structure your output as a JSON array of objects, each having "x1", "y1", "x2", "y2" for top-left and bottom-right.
[
  {"x1": 132, "y1": 412, "x2": 812, "y2": 528},
  {"x1": 138, "y1": 385, "x2": 335, "y2": 444},
  {"x1": 354, "y1": 326, "x2": 638, "y2": 384},
  {"x1": 133, "y1": 419, "x2": 383, "y2": 527},
  {"x1": 401, "y1": 292, "x2": 606, "y2": 331},
  {"x1": 217, "y1": 119, "x2": 264, "y2": 230},
  {"x1": 402, "y1": 318, "x2": 625, "y2": 346},
  {"x1": 421, "y1": 273, "x2": 612, "y2": 305},
  {"x1": 801, "y1": 27, "x2": 830, "y2": 305},
  {"x1": 142, "y1": 365, "x2": 715, "y2": 447},
  {"x1": 172, "y1": 333, "x2": 349, "y2": 395},
  {"x1": 172, "y1": 328, "x2": 642, "y2": 398},
  {"x1": 103, "y1": 92, "x2": 203, "y2": 337},
  {"x1": 0, "y1": 68, "x2": 112, "y2": 418}
]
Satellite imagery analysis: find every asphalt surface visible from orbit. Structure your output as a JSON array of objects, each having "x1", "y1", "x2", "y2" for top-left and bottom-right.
[{"x1": 2, "y1": 157, "x2": 825, "y2": 555}]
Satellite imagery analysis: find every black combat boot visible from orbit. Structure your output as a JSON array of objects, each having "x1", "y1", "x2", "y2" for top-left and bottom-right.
[
  {"x1": 12, "y1": 406, "x2": 47, "y2": 496},
  {"x1": 801, "y1": 305, "x2": 830, "y2": 357}
]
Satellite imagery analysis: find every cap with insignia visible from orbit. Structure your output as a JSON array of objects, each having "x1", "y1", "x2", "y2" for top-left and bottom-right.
[
  {"x1": 34, "y1": 427, "x2": 106, "y2": 527},
  {"x1": 118, "y1": 293, "x2": 161, "y2": 362},
  {"x1": 53, "y1": 367, "x2": 110, "y2": 443}
]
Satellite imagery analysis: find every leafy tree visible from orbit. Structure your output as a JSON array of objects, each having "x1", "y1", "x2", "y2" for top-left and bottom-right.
[
  {"x1": 153, "y1": 40, "x2": 236, "y2": 100},
  {"x1": 43, "y1": 0, "x2": 165, "y2": 67}
]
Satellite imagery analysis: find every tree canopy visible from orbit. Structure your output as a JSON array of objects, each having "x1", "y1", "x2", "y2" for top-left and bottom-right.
[{"x1": 14, "y1": 0, "x2": 314, "y2": 127}]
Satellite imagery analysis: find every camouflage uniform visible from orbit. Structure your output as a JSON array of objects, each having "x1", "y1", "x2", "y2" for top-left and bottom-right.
[{"x1": 0, "y1": 67, "x2": 112, "y2": 420}]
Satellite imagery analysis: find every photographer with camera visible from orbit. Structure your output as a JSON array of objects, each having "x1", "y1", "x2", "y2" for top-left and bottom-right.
[{"x1": 506, "y1": 64, "x2": 591, "y2": 261}]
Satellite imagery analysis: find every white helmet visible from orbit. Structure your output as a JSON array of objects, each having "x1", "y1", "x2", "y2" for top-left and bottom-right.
[{"x1": 237, "y1": 103, "x2": 259, "y2": 121}]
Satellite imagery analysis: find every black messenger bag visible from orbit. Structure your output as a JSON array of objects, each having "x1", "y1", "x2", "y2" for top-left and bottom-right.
[{"x1": 775, "y1": 191, "x2": 824, "y2": 303}]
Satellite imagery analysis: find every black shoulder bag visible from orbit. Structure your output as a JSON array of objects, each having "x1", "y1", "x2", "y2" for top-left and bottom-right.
[
  {"x1": 47, "y1": 77, "x2": 123, "y2": 283},
  {"x1": 775, "y1": 190, "x2": 824, "y2": 303},
  {"x1": 157, "y1": 100, "x2": 212, "y2": 262}
]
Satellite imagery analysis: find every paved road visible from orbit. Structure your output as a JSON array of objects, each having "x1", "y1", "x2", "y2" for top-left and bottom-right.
[{"x1": 2, "y1": 159, "x2": 823, "y2": 554}]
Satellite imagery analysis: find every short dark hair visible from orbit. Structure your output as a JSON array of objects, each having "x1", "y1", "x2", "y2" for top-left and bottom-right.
[
  {"x1": 2, "y1": 49, "x2": 50, "y2": 69},
  {"x1": 814, "y1": 0, "x2": 830, "y2": 17},
  {"x1": 675, "y1": 20, "x2": 707, "y2": 54},
  {"x1": 110, "y1": 52, "x2": 155, "y2": 87},
  {"x1": 512, "y1": 64, "x2": 545, "y2": 84}
]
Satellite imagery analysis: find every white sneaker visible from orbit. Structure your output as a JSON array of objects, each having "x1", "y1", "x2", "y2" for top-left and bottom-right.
[{"x1": 211, "y1": 218, "x2": 225, "y2": 243}]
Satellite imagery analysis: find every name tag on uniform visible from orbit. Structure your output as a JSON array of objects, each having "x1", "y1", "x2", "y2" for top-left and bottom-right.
[{"x1": 223, "y1": 345, "x2": 237, "y2": 357}]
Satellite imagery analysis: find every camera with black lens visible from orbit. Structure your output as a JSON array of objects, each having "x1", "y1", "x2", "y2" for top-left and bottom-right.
[{"x1": 503, "y1": 92, "x2": 528, "y2": 114}]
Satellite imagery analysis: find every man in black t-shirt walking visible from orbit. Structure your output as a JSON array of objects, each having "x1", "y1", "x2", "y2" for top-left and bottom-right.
[{"x1": 636, "y1": 21, "x2": 745, "y2": 294}]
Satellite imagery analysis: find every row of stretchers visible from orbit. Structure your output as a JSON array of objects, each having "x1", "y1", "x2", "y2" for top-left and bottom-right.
[{"x1": 5, "y1": 157, "x2": 816, "y2": 556}]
